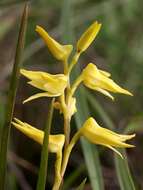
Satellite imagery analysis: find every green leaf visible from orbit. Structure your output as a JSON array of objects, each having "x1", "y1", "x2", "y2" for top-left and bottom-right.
[
  {"x1": 114, "y1": 149, "x2": 136, "y2": 190},
  {"x1": 36, "y1": 98, "x2": 55, "y2": 190},
  {"x1": 75, "y1": 87, "x2": 104, "y2": 190},
  {"x1": 76, "y1": 178, "x2": 87, "y2": 190},
  {"x1": 62, "y1": 164, "x2": 85, "y2": 190},
  {"x1": 85, "y1": 90, "x2": 114, "y2": 130},
  {"x1": 0, "y1": 4, "x2": 29, "y2": 189},
  {"x1": 124, "y1": 114, "x2": 143, "y2": 134},
  {"x1": 85, "y1": 90, "x2": 136, "y2": 189}
]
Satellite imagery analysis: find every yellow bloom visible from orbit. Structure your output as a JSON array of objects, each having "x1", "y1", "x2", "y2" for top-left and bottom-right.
[
  {"x1": 82, "y1": 63, "x2": 133, "y2": 100},
  {"x1": 12, "y1": 118, "x2": 65, "y2": 153},
  {"x1": 20, "y1": 69, "x2": 67, "y2": 103},
  {"x1": 77, "y1": 21, "x2": 101, "y2": 53},
  {"x1": 79, "y1": 117, "x2": 135, "y2": 158},
  {"x1": 36, "y1": 25, "x2": 73, "y2": 61}
]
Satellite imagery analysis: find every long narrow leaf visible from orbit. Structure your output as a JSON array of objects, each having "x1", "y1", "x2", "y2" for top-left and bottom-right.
[
  {"x1": 114, "y1": 149, "x2": 136, "y2": 190},
  {"x1": 75, "y1": 87, "x2": 104, "y2": 190},
  {"x1": 36, "y1": 98, "x2": 55, "y2": 190},
  {"x1": 0, "y1": 4, "x2": 28, "y2": 189},
  {"x1": 85, "y1": 90, "x2": 114, "y2": 130},
  {"x1": 62, "y1": 164, "x2": 85, "y2": 190},
  {"x1": 85, "y1": 90, "x2": 136, "y2": 189},
  {"x1": 76, "y1": 178, "x2": 87, "y2": 190}
]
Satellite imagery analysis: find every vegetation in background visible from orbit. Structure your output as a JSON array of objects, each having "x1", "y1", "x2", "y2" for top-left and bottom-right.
[{"x1": 0, "y1": 0, "x2": 142, "y2": 189}]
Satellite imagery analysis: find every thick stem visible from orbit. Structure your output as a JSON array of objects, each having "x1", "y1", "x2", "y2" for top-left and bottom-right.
[{"x1": 64, "y1": 115, "x2": 71, "y2": 148}]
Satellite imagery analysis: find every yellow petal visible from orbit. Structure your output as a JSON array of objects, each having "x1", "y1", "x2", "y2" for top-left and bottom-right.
[
  {"x1": 77, "y1": 21, "x2": 101, "y2": 53},
  {"x1": 104, "y1": 145, "x2": 123, "y2": 159},
  {"x1": 93, "y1": 87, "x2": 114, "y2": 100},
  {"x1": 12, "y1": 118, "x2": 65, "y2": 153},
  {"x1": 118, "y1": 134, "x2": 136, "y2": 141},
  {"x1": 23, "y1": 92, "x2": 61, "y2": 104},
  {"x1": 99, "y1": 70, "x2": 111, "y2": 77},
  {"x1": 36, "y1": 25, "x2": 73, "y2": 61}
]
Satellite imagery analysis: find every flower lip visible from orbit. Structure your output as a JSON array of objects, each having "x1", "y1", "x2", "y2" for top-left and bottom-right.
[{"x1": 79, "y1": 117, "x2": 135, "y2": 158}]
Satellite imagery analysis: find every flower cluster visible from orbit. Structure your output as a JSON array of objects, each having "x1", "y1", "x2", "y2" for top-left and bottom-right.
[{"x1": 12, "y1": 21, "x2": 135, "y2": 190}]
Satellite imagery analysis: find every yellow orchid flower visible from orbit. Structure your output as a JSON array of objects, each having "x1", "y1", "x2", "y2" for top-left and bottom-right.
[
  {"x1": 12, "y1": 118, "x2": 65, "y2": 153},
  {"x1": 82, "y1": 63, "x2": 133, "y2": 100},
  {"x1": 36, "y1": 25, "x2": 73, "y2": 61},
  {"x1": 77, "y1": 21, "x2": 101, "y2": 53},
  {"x1": 20, "y1": 69, "x2": 67, "y2": 103},
  {"x1": 79, "y1": 117, "x2": 135, "y2": 158}
]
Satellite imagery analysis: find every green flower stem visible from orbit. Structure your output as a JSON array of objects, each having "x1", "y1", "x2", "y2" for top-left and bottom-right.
[
  {"x1": 36, "y1": 98, "x2": 55, "y2": 190},
  {"x1": 52, "y1": 151, "x2": 62, "y2": 190},
  {"x1": 63, "y1": 114, "x2": 71, "y2": 148},
  {"x1": 61, "y1": 131, "x2": 81, "y2": 178},
  {"x1": 70, "y1": 76, "x2": 83, "y2": 96},
  {"x1": 0, "y1": 4, "x2": 28, "y2": 189},
  {"x1": 63, "y1": 59, "x2": 68, "y2": 75},
  {"x1": 68, "y1": 52, "x2": 80, "y2": 74},
  {"x1": 51, "y1": 131, "x2": 81, "y2": 190}
]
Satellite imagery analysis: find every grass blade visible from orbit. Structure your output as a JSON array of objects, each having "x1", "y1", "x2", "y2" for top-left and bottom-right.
[
  {"x1": 114, "y1": 149, "x2": 136, "y2": 190},
  {"x1": 75, "y1": 87, "x2": 104, "y2": 190},
  {"x1": 76, "y1": 178, "x2": 87, "y2": 190},
  {"x1": 85, "y1": 90, "x2": 136, "y2": 189},
  {"x1": 0, "y1": 4, "x2": 28, "y2": 189},
  {"x1": 62, "y1": 164, "x2": 85, "y2": 190},
  {"x1": 85, "y1": 90, "x2": 114, "y2": 130},
  {"x1": 36, "y1": 98, "x2": 55, "y2": 190}
]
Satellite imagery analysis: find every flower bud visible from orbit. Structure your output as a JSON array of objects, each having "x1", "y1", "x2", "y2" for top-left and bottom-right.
[{"x1": 77, "y1": 21, "x2": 101, "y2": 53}]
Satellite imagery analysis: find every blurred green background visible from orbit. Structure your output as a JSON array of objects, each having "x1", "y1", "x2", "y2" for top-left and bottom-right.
[{"x1": 0, "y1": 0, "x2": 142, "y2": 189}]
